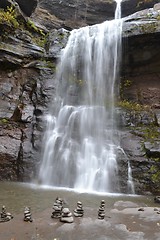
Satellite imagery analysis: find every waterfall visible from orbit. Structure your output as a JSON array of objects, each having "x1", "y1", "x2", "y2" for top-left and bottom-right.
[
  {"x1": 39, "y1": 0, "x2": 123, "y2": 193},
  {"x1": 127, "y1": 161, "x2": 135, "y2": 194}
]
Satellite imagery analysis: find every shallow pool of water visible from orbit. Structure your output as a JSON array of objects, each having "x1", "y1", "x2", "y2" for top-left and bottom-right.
[{"x1": 0, "y1": 181, "x2": 155, "y2": 214}]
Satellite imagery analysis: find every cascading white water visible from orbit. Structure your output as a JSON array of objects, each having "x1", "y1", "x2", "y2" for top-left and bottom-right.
[
  {"x1": 39, "y1": 0, "x2": 123, "y2": 193},
  {"x1": 127, "y1": 161, "x2": 135, "y2": 194}
]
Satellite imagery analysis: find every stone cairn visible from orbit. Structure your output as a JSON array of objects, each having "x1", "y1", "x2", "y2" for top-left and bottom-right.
[
  {"x1": 154, "y1": 196, "x2": 160, "y2": 204},
  {"x1": 60, "y1": 208, "x2": 74, "y2": 223},
  {"x1": 73, "y1": 201, "x2": 84, "y2": 217},
  {"x1": 51, "y1": 197, "x2": 64, "y2": 219},
  {"x1": 98, "y1": 200, "x2": 105, "y2": 220},
  {"x1": 23, "y1": 207, "x2": 33, "y2": 222},
  {"x1": 0, "y1": 205, "x2": 13, "y2": 222}
]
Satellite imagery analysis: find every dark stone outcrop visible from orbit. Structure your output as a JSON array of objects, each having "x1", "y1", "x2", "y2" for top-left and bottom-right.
[
  {"x1": 36, "y1": 0, "x2": 160, "y2": 29},
  {"x1": 0, "y1": 0, "x2": 38, "y2": 17},
  {"x1": 122, "y1": 5, "x2": 160, "y2": 97},
  {"x1": 144, "y1": 142, "x2": 160, "y2": 158},
  {"x1": 0, "y1": 66, "x2": 55, "y2": 181},
  {"x1": 0, "y1": 18, "x2": 54, "y2": 181},
  {"x1": 0, "y1": 35, "x2": 44, "y2": 69},
  {"x1": 154, "y1": 196, "x2": 160, "y2": 203},
  {"x1": 122, "y1": 0, "x2": 159, "y2": 18}
]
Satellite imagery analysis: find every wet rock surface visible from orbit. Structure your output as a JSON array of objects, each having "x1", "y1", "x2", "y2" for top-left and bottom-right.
[
  {"x1": 0, "y1": 200, "x2": 160, "y2": 240},
  {"x1": 0, "y1": 1, "x2": 160, "y2": 195},
  {"x1": 0, "y1": 67, "x2": 56, "y2": 182},
  {"x1": 0, "y1": 182, "x2": 159, "y2": 239}
]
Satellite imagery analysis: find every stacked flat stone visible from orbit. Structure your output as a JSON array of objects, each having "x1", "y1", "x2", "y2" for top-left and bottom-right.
[
  {"x1": 60, "y1": 207, "x2": 74, "y2": 223},
  {"x1": 51, "y1": 197, "x2": 63, "y2": 219},
  {"x1": 73, "y1": 201, "x2": 84, "y2": 217},
  {"x1": 98, "y1": 200, "x2": 105, "y2": 220},
  {"x1": 23, "y1": 207, "x2": 33, "y2": 222},
  {"x1": 0, "y1": 205, "x2": 13, "y2": 222}
]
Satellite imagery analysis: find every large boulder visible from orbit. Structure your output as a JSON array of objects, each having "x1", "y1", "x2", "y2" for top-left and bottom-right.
[{"x1": 0, "y1": 0, "x2": 38, "y2": 16}]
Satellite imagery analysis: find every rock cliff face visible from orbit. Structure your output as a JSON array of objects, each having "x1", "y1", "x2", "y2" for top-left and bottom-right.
[
  {"x1": 122, "y1": 5, "x2": 160, "y2": 104},
  {"x1": 0, "y1": 0, "x2": 160, "y2": 194},
  {"x1": 120, "y1": 5, "x2": 160, "y2": 194},
  {"x1": 36, "y1": 0, "x2": 160, "y2": 29}
]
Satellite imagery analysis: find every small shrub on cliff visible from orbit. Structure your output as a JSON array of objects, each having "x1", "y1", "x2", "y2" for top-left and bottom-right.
[
  {"x1": 120, "y1": 79, "x2": 132, "y2": 99},
  {"x1": 143, "y1": 126, "x2": 160, "y2": 141},
  {"x1": 150, "y1": 165, "x2": 160, "y2": 186},
  {"x1": 26, "y1": 19, "x2": 45, "y2": 36},
  {"x1": 26, "y1": 19, "x2": 47, "y2": 47},
  {"x1": 140, "y1": 22, "x2": 157, "y2": 34},
  {"x1": 0, "y1": 118, "x2": 9, "y2": 124},
  {"x1": 0, "y1": 6, "x2": 19, "y2": 29},
  {"x1": 118, "y1": 100, "x2": 146, "y2": 111}
]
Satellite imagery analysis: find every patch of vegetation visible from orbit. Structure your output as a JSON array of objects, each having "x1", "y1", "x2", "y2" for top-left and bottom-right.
[
  {"x1": 0, "y1": 118, "x2": 9, "y2": 124},
  {"x1": 26, "y1": 20, "x2": 45, "y2": 36},
  {"x1": 0, "y1": 6, "x2": 19, "y2": 29},
  {"x1": 123, "y1": 79, "x2": 132, "y2": 88},
  {"x1": 45, "y1": 61, "x2": 56, "y2": 71},
  {"x1": 31, "y1": 60, "x2": 57, "y2": 72},
  {"x1": 120, "y1": 79, "x2": 132, "y2": 99},
  {"x1": 139, "y1": 22, "x2": 158, "y2": 34},
  {"x1": 142, "y1": 126, "x2": 160, "y2": 141},
  {"x1": 157, "y1": 15, "x2": 160, "y2": 21},
  {"x1": 118, "y1": 99, "x2": 159, "y2": 139},
  {"x1": 32, "y1": 34, "x2": 48, "y2": 48},
  {"x1": 150, "y1": 164, "x2": 160, "y2": 185},
  {"x1": 118, "y1": 100, "x2": 148, "y2": 111},
  {"x1": 0, "y1": 5, "x2": 47, "y2": 49}
]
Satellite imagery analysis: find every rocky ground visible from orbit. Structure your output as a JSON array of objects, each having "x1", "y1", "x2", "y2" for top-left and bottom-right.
[
  {"x1": 0, "y1": 1, "x2": 160, "y2": 195},
  {"x1": 0, "y1": 201, "x2": 160, "y2": 240}
]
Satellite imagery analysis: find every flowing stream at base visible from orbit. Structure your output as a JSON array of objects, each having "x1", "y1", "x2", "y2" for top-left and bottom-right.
[{"x1": 39, "y1": 1, "x2": 125, "y2": 193}]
